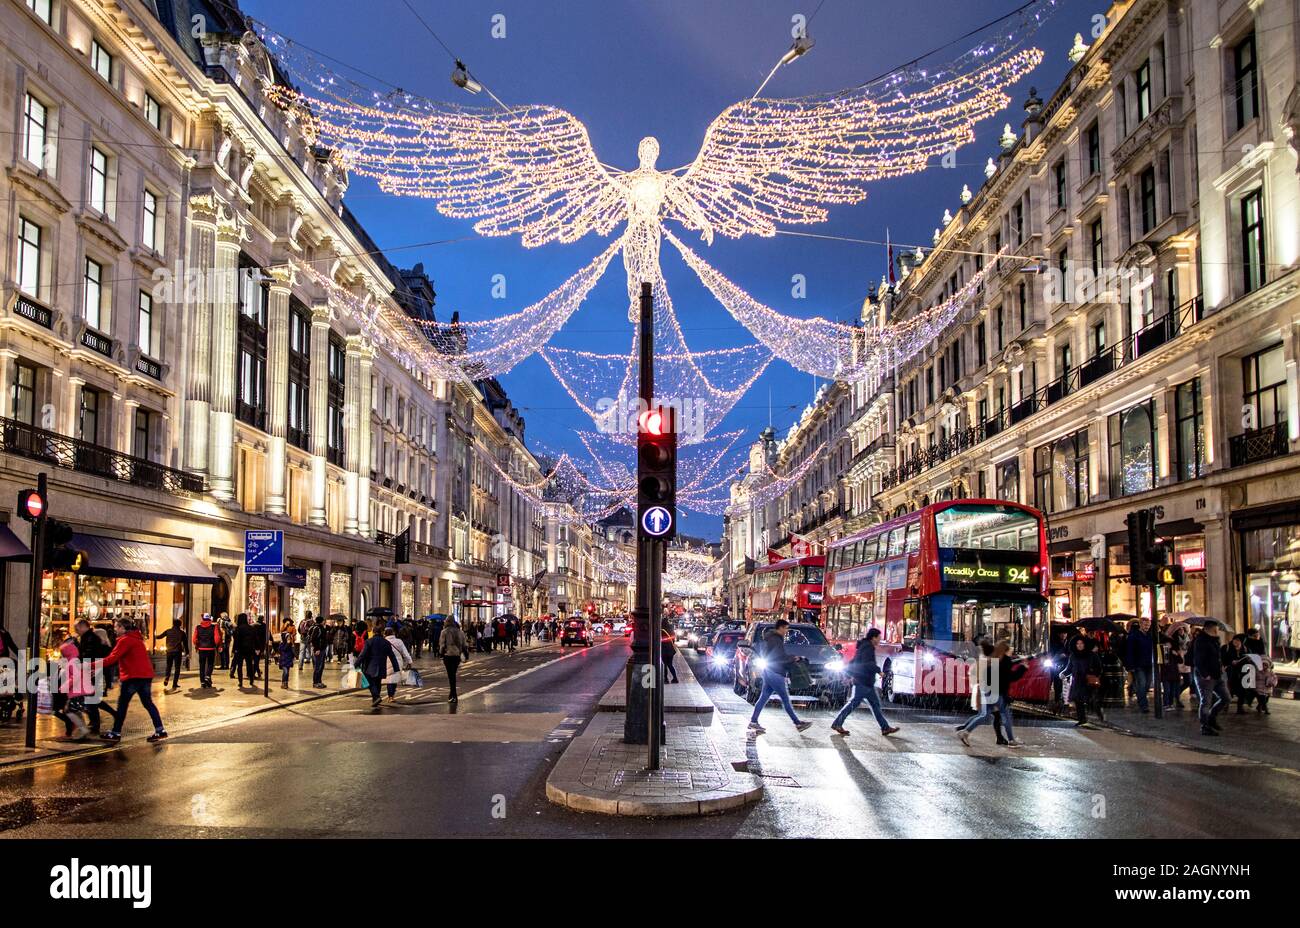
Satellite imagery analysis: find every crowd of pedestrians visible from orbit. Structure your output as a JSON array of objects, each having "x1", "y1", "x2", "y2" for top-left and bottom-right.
[{"x1": 1048, "y1": 615, "x2": 1279, "y2": 737}]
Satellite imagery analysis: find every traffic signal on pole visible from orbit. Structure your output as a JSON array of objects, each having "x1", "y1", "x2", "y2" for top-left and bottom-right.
[
  {"x1": 43, "y1": 519, "x2": 86, "y2": 572},
  {"x1": 17, "y1": 489, "x2": 45, "y2": 522},
  {"x1": 1125, "y1": 508, "x2": 1168, "y2": 585},
  {"x1": 637, "y1": 405, "x2": 677, "y2": 540}
]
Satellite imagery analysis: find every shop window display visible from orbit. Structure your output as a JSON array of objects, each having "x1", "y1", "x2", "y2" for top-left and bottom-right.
[
  {"x1": 1242, "y1": 524, "x2": 1300, "y2": 665},
  {"x1": 330, "y1": 570, "x2": 352, "y2": 619}
]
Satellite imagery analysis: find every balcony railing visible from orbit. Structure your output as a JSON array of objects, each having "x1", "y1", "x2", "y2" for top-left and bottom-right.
[
  {"x1": 1230, "y1": 423, "x2": 1289, "y2": 469},
  {"x1": 0, "y1": 416, "x2": 204, "y2": 496},
  {"x1": 13, "y1": 294, "x2": 53, "y2": 329},
  {"x1": 881, "y1": 296, "x2": 1205, "y2": 490}
]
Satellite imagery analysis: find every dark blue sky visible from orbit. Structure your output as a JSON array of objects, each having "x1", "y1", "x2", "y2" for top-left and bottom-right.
[{"x1": 244, "y1": 0, "x2": 1090, "y2": 540}]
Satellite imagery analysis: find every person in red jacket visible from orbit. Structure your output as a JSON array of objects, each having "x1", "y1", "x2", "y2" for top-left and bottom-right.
[
  {"x1": 191, "y1": 613, "x2": 221, "y2": 688},
  {"x1": 100, "y1": 618, "x2": 167, "y2": 743}
]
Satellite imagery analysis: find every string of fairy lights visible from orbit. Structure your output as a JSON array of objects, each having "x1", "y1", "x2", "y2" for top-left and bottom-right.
[{"x1": 242, "y1": 1, "x2": 1059, "y2": 516}]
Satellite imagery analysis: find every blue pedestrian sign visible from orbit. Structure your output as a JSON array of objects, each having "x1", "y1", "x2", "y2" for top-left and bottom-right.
[
  {"x1": 244, "y1": 530, "x2": 284, "y2": 575},
  {"x1": 641, "y1": 506, "x2": 673, "y2": 538}
]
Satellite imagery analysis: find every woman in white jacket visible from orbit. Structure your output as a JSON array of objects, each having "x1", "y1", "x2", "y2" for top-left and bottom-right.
[{"x1": 382, "y1": 626, "x2": 413, "y2": 701}]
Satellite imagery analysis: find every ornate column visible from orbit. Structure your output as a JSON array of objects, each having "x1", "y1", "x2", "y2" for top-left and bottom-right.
[
  {"x1": 264, "y1": 267, "x2": 295, "y2": 515},
  {"x1": 184, "y1": 195, "x2": 218, "y2": 477},
  {"x1": 118, "y1": 396, "x2": 138, "y2": 455},
  {"x1": 343, "y1": 336, "x2": 365, "y2": 535},
  {"x1": 308, "y1": 302, "x2": 331, "y2": 527},
  {"x1": 63, "y1": 375, "x2": 84, "y2": 439},
  {"x1": 357, "y1": 344, "x2": 375, "y2": 537},
  {"x1": 207, "y1": 212, "x2": 245, "y2": 500}
]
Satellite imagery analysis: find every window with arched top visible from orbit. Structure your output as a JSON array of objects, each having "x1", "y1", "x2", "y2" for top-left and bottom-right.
[
  {"x1": 1034, "y1": 429, "x2": 1090, "y2": 513},
  {"x1": 1108, "y1": 400, "x2": 1156, "y2": 497}
]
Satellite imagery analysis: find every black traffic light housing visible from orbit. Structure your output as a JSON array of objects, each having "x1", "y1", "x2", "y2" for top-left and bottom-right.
[
  {"x1": 637, "y1": 405, "x2": 677, "y2": 540},
  {"x1": 44, "y1": 519, "x2": 86, "y2": 572},
  {"x1": 1125, "y1": 508, "x2": 1169, "y2": 585},
  {"x1": 394, "y1": 526, "x2": 410, "y2": 565}
]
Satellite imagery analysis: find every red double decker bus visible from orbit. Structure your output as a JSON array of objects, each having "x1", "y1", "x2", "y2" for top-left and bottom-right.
[
  {"x1": 748, "y1": 555, "x2": 825, "y2": 625},
  {"x1": 821, "y1": 500, "x2": 1052, "y2": 702}
]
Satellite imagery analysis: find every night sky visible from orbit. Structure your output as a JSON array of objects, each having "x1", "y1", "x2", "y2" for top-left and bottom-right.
[{"x1": 241, "y1": 0, "x2": 1092, "y2": 539}]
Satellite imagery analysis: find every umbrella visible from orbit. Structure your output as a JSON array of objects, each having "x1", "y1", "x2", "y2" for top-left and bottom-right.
[
  {"x1": 365, "y1": 606, "x2": 394, "y2": 618},
  {"x1": 328, "y1": 613, "x2": 348, "y2": 623},
  {"x1": 1073, "y1": 616, "x2": 1124, "y2": 633},
  {"x1": 1165, "y1": 611, "x2": 1214, "y2": 626},
  {"x1": 499, "y1": 612, "x2": 520, "y2": 623}
]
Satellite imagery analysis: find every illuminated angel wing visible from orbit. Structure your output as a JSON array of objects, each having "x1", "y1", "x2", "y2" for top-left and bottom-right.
[
  {"x1": 267, "y1": 81, "x2": 623, "y2": 247},
  {"x1": 668, "y1": 42, "x2": 1044, "y2": 239}
]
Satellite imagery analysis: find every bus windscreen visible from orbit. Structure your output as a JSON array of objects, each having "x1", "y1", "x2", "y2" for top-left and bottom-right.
[{"x1": 934, "y1": 505, "x2": 1040, "y2": 553}]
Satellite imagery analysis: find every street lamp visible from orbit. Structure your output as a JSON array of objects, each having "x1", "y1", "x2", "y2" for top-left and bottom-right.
[
  {"x1": 780, "y1": 35, "x2": 815, "y2": 65},
  {"x1": 451, "y1": 60, "x2": 482, "y2": 94}
]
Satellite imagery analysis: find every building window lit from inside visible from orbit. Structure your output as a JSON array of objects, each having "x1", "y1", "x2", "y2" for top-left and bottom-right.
[
  {"x1": 288, "y1": 302, "x2": 311, "y2": 451},
  {"x1": 26, "y1": 0, "x2": 52, "y2": 25},
  {"x1": 1108, "y1": 399, "x2": 1156, "y2": 497},
  {"x1": 90, "y1": 40, "x2": 113, "y2": 83}
]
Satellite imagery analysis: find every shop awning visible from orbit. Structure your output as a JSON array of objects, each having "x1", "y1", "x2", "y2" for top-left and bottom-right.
[
  {"x1": 70, "y1": 534, "x2": 218, "y2": 584},
  {"x1": 0, "y1": 524, "x2": 31, "y2": 561}
]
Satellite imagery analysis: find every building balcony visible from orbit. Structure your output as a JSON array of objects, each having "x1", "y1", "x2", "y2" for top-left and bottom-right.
[
  {"x1": 0, "y1": 416, "x2": 204, "y2": 497},
  {"x1": 880, "y1": 296, "x2": 1204, "y2": 492},
  {"x1": 1230, "y1": 423, "x2": 1290, "y2": 469}
]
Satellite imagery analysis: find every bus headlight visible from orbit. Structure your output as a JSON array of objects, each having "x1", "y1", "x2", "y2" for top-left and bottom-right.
[
  {"x1": 711, "y1": 655, "x2": 728, "y2": 667},
  {"x1": 1041, "y1": 656, "x2": 1055, "y2": 670},
  {"x1": 754, "y1": 658, "x2": 768, "y2": 672},
  {"x1": 826, "y1": 659, "x2": 845, "y2": 673}
]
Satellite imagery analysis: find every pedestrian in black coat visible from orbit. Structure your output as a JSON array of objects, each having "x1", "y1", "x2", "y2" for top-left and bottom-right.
[
  {"x1": 1063, "y1": 636, "x2": 1103, "y2": 726},
  {"x1": 231, "y1": 613, "x2": 260, "y2": 687},
  {"x1": 356, "y1": 632, "x2": 401, "y2": 707}
]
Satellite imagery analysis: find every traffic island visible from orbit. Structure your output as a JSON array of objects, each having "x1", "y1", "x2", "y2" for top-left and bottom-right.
[{"x1": 545, "y1": 713, "x2": 763, "y2": 816}]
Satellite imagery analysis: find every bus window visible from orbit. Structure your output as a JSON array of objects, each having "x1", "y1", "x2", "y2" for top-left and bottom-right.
[
  {"x1": 934, "y1": 504, "x2": 1041, "y2": 554},
  {"x1": 863, "y1": 536, "x2": 878, "y2": 563},
  {"x1": 888, "y1": 527, "x2": 905, "y2": 556},
  {"x1": 803, "y1": 565, "x2": 824, "y2": 585},
  {"x1": 904, "y1": 523, "x2": 920, "y2": 553},
  {"x1": 829, "y1": 548, "x2": 840, "y2": 570}
]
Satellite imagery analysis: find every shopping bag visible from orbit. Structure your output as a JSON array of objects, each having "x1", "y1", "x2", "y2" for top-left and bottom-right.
[
  {"x1": 339, "y1": 667, "x2": 358, "y2": 689},
  {"x1": 401, "y1": 668, "x2": 423, "y2": 687},
  {"x1": 36, "y1": 678, "x2": 52, "y2": 716},
  {"x1": 356, "y1": 671, "x2": 370, "y2": 690}
]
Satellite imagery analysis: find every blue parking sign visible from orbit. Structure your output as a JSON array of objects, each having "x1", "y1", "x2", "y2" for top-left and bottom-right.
[{"x1": 245, "y1": 530, "x2": 284, "y2": 575}]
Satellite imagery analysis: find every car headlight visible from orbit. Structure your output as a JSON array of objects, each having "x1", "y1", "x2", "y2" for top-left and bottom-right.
[
  {"x1": 826, "y1": 658, "x2": 845, "y2": 673},
  {"x1": 1041, "y1": 656, "x2": 1055, "y2": 669},
  {"x1": 754, "y1": 657, "x2": 768, "y2": 671},
  {"x1": 711, "y1": 655, "x2": 727, "y2": 666}
]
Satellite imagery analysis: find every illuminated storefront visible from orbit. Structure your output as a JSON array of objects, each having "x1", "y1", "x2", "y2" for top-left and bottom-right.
[
  {"x1": 287, "y1": 567, "x2": 322, "y2": 626},
  {"x1": 38, "y1": 535, "x2": 216, "y2": 656},
  {"x1": 1235, "y1": 506, "x2": 1300, "y2": 662},
  {"x1": 329, "y1": 569, "x2": 352, "y2": 618}
]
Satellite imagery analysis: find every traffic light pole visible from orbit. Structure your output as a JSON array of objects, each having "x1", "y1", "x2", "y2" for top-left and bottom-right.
[
  {"x1": 24, "y1": 473, "x2": 47, "y2": 750},
  {"x1": 624, "y1": 282, "x2": 665, "y2": 768}
]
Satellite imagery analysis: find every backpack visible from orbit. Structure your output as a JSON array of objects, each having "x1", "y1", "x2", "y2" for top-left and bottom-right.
[
  {"x1": 195, "y1": 623, "x2": 216, "y2": 649},
  {"x1": 310, "y1": 624, "x2": 329, "y2": 650}
]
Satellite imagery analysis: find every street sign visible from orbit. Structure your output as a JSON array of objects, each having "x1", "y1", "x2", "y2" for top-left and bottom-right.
[
  {"x1": 266, "y1": 568, "x2": 307, "y2": 588},
  {"x1": 641, "y1": 506, "x2": 673, "y2": 537},
  {"x1": 244, "y1": 530, "x2": 284, "y2": 575}
]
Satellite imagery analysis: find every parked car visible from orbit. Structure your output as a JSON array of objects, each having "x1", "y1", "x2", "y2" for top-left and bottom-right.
[
  {"x1": 733, "y1": 622, "x2": 847, "y2": 706},
  {"x1": 561, "y1": 620, "x2": 594, "y2": 648}
]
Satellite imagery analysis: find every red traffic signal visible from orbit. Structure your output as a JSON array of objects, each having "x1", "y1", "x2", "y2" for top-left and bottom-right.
[
  {"x1": 638, "y1": 409, "x2": 669, "y2": 436},
  {"x1": 17, "y1": 489, "x2": 45, "y2": 522}
]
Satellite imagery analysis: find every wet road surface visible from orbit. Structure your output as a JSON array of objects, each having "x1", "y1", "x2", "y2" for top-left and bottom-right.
[{"x1": 1, "y1": 637, "x2": 1298, "y2": 837}]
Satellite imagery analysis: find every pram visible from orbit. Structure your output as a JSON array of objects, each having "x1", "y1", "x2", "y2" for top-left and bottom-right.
[{"x1": 0, "y1": 662, "x2": 23, "y2": 724}]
